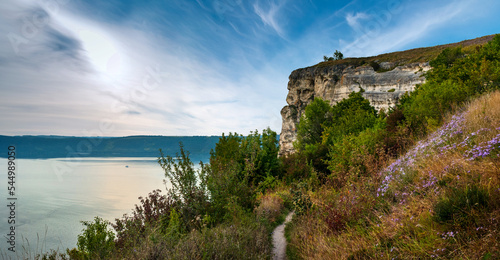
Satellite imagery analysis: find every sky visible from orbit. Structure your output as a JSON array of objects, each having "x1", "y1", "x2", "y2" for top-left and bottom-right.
[{"x1": 0, "y1": 0, "x2": 499, "y2": 137}]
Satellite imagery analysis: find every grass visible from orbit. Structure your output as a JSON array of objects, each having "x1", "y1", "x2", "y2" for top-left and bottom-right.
[
  {"x1": 286, "y1": 91, "x2": 500, "y2": 259},
  {"x1": 312, "y1": 34, "x2": 495, "y2": 69}
]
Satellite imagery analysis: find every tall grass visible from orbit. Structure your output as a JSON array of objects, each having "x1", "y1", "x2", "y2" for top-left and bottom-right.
[{"x1": 287, "y1": 91, "x2": 500, "y2": 259}]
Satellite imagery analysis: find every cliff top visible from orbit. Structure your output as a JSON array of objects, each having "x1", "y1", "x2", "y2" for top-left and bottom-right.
[{"x1": 312, "y1": 34, "x2": 496, "y2": 70}]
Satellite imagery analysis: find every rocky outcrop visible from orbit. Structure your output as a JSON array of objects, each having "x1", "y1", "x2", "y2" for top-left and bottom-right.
[{"x1": 279, "y1": 62, "x2": 431, "y2": 156}]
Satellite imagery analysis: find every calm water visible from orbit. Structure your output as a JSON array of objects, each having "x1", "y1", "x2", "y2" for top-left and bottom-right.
[{"x1": 0, "y1": 157, "x2": 186, "y2": 257}]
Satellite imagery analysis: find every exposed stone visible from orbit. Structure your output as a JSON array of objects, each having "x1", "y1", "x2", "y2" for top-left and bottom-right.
[{"x1": 278, "y1": 62, "x2": 431, "y2": 156}]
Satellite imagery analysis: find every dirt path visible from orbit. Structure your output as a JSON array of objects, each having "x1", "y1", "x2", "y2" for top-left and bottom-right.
[{"x1": 272, "y1": 211, "x2": 294, "y2": 260}]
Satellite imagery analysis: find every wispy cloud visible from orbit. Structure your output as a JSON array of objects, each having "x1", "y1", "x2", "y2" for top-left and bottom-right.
[
  {"x1": 1, "y1": 0, "x2": 498, "y2": 137},
  {"x1": 345, "y1": 12, "x2": 370, "y2": 32},
  {"x1": 341, "y1": 0, "x2": 478, "y2": 57},
  {"x1": 253, "y1": 0, "x2": 286, "y2": 38}
]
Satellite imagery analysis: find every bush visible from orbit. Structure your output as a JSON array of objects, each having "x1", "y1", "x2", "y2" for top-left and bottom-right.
[
  {"x1": 158, "y1": 143, "x2": 208, "y2": 231},
  {"x1": 281, "y1": 152, "x2": 313, "y2": 183},
  {"x1": 291, "y1": 183, "x2": 312, "y2": 215},
  {"x1": 327, "y1": 124, "x2": 387, "y2": 187},
  {"x1": 70, "y1": 217, "x2": 115, "y2": 259},
  {"x1": 113, "y1": 189, "x2": 176, "y2": 249},
  {"x1": 205, "y1": 128, "x2": 281, "y2": 222}
]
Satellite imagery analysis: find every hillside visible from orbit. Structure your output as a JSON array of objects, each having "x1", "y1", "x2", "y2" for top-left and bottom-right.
[
  {"x1": 282, "y1": 34, "x2": 500, "y2": 259},
  {"x1": 313, "y1": 34, "x2": 495, "y2": 68},
  {"x1": 286, "y1": 91, "x2": 500, "y2": 259},
  {"x1": 279, "y1": 34, "x2": 496, "y2": 156}
]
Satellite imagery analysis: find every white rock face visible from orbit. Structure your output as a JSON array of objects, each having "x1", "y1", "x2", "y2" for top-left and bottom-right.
[{"x1": 279, "y1": 62, "x2": 431, "y2": 156}]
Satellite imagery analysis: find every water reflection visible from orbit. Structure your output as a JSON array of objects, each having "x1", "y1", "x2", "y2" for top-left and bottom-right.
[{"x1": 0, "y1": 157, "x2": 176, "y2": 255}]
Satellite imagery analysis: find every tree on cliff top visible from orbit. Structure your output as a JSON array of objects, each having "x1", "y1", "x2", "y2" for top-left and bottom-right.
[{"x1": 323, "y1": 50, "x2": 344, "y2": 61}]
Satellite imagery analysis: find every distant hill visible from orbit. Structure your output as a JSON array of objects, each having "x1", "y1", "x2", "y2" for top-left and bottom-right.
[{"x1": 0, "y1": 135, "x2": 221, "y2": 161}]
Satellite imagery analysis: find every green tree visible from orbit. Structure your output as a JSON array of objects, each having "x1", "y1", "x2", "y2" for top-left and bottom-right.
[
  {"x1": 158, "y1": 143, "x2": 208, "y2": 230},
  {"x1": 322, "y1": 91, "x2": 377, "y2": 146},
  {"x1": 295, "y1": 97, "x2": 332, "y2": 151},
  {"x1": 204, "y1": 128, "x2": 280, "y2": 223},
  {"x1": 334, "y1": 50, "x2": 344, "y2": 60},
  {"x1": 401, "y1": 35, "x2": 500, "y2": 135}
]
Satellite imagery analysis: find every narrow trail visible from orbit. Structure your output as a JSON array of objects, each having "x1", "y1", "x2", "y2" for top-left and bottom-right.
[{"x1": 272, "y1": 211, "x2": 294, "y2": 260}]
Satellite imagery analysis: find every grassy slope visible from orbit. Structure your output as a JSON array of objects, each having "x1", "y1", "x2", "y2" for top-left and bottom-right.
[
  {"x1": 313, "y1": 34, "x2": 495, "y2": 69},
  {"x1": 286, "y1": 92, "x2": 500, "y2": 259}
]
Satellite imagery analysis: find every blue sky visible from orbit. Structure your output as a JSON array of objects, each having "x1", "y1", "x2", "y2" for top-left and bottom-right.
[{"x1": 0, "y1": 0, "x2": 499, "y2": 136}]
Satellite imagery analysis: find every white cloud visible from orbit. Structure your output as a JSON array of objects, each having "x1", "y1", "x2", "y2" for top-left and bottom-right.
[
  {"x1": 253, "y1": 1, "x2": 285, "y2": 38},
  {"x1": 342, "y1": 0, "x2": 475, "y2": 57},
  {"x1": 345, "y1": 12, "x2": 370, "y2": 32}
]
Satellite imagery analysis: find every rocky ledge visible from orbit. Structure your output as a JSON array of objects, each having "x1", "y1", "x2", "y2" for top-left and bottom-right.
[{"x1": 278, "y1": 62, "x2": 431, "y2": 156}]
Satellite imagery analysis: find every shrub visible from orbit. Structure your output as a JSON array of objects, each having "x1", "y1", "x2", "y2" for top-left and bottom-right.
[
  {"x1": 327, "y1": 124, "x2": 387, "y2": 187},
  {"x1": 291, "y1": 183, "x2": 312, "y2": 215},
  {"x1": 158, "y1": 143, "x2": 208, "y2": 231},
  {"x1": 205, "y1": 128, "x2": 281, "y2": 222},
  {"x1": 281, "y1": 152, "x2": 313, "y2": 183},
  {"x1": 113, "y1": 189, "x2": 176, "y2": 249},
  {"x1": 71, "y1": 216, "x2": 115, "y2": 260}
]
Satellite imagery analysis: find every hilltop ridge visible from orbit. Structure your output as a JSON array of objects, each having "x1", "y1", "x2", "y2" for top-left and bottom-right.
[{"x1": 279, "y1": 34, "x2": 497, "y2": 156}]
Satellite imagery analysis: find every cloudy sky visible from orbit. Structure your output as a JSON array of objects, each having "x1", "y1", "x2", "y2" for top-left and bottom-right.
[{"x1": 1, "y1": 0, "x2": 499, "y2": 137}]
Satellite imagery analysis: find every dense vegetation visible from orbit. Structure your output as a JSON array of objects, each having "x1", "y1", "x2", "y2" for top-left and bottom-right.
[
  {"x1": 283, "y1": 34, "x2": 500, "y2": 259},
  {"x1": 29, "y1": 35, "x2": 500, "y2": 259}
]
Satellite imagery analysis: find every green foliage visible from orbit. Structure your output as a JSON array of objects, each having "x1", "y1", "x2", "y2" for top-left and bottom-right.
[
  {"x1": 296, "y1": 97, "x2": 332, "y2": 151},
  {"x1": 401, "y1": 35, "x2": 500, "y2": 135},
  {"x1": 334, "y1": 50, "x2": 344, "y2": 60},
  {"x1": 204, "y1": 128, "x2": 281, "y2": 223},
  {"x1": 429, "y1": 46, "x2": 464, "y2": 68},
  {"x1": 158, "y1": 143, "x2": 208, "y2": 231},
  {"x1": 113, "y1": 189, "x2": 176, "y2": 249},
  {"x1": 291, "y1": 183, "x2": 312, "y2": 215},
  {"x1": 281, "y1": 152, "x2": 314, "y2": 183},
  {"x1": 164, "y1": 209, "x2": 183, "y2": 240},
  {"x1": 322, "y1": 91, "x2": 378, "y2": 145},
  {"x1": 327, "y1": 124, "x2": 386, "y2": 184},
  {"x1": 204, "y1": 159, "x2": 254, "y2": 222},
  {"x1": 257, "y1": 174, "x2": 278, "y2": 193},
  {"x1": 323, "y1": 50, "x2": 344, "y2": 62},
  {"x1": 73, "y1": 216, "x2": 115, "y2": 259},
  {"x1": 294, "y1": 92, "x2": 379, "y2": 180}
]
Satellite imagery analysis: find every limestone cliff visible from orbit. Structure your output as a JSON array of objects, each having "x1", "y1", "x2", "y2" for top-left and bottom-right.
[
  {"x1": 278, "y1": 35, "x2": 495, "y2": 156},
  {"x1": 278, "y1": 62, "x2": 431, "y2": 156}
]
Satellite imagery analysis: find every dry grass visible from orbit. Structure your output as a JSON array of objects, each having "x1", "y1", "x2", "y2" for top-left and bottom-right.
[
  {"x1": 255, "y1": 193, "x2": 285, "y2": 223},
  {"x1": 287, "y1": 91, "x2": 500, "y2": 259},
  {"x1": 313, "y1": 35, "x2": 496, "y2": 69}
]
